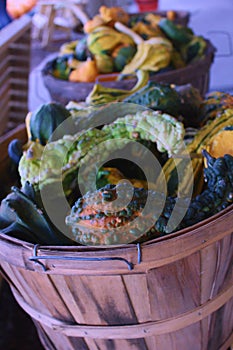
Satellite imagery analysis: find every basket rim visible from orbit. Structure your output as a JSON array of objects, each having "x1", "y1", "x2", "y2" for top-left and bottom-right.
[{"x1": 0, "y1": 203, "x2": 232, "y2": 274}]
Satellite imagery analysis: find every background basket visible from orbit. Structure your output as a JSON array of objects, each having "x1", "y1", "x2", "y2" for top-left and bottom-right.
[
  {"x1": 0, "y1": 125, "x2": 232, "y2": 350},
  {"x1": 0, "y1": 15, "x2": 31, "y2": 136},
  {"x1": 42, "y1": 39, "x2": 216, "y2": 105}
]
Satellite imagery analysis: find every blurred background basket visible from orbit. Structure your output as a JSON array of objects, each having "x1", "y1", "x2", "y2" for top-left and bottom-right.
[
  {"x1": 42, "y1": 39, "x2": 216, "y2": 105},
  {"x1": 0, "y1": 125, "x2": 232, "y2": 350}
]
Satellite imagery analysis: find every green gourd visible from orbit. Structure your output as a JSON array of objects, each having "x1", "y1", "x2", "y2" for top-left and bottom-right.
[
  {"x1": 113, "y1": 44, "x2": 137, "y2": 72},
  {"x1": 29, "y1": 102, "x2": 72, "y2": 145},
  {"x1": 75, "y1": 37, "x2": 89, "y2": 61},
  {"x1": 158, "y1": 18, "x2": 193, "y2": 45},
  {"x1": 124, "y1": 81, "x2": 182, "y2": 117}
]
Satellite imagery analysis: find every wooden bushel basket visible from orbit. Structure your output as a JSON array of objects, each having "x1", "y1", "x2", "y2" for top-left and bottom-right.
[
  {"x1": 42, "y1": 39, "x2": 216, "y2": 105},
  {"x1": 0, "y1": 125, "x2": 232, "y2": 350}
]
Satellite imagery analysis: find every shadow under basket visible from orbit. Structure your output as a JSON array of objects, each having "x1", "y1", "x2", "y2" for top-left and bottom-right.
[
  {"x1": 0, "y1": 125, "x2": 233, "y2": 350},
  {"x1": 42, "y1": 40, "x2": 216, "y2": 105}
]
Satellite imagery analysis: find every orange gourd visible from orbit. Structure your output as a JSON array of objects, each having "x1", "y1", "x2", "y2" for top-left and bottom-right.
[
  {"x1": 7, "y1": 0, "x2": 37, "y2": 18},
  {"x1": 84, "y1": 15, "x2": 105, "y2": 34},
  {"x1": 205, "y1": 129, "x2": 233, "y2": 159},
  {"x1": 68, "y1": 59, "x2": 98, "y2": 83}
]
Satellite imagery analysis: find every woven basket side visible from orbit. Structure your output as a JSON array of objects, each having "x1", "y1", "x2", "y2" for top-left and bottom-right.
[{"x1": 1, "y1": 225, "x2": 232, "y2": 350}]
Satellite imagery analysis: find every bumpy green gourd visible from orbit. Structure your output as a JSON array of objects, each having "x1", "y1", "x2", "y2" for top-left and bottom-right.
[
  {"x1": 65, "y1": 151, "x2": 233, "y2": 245},
  {"x1": 19, "y1": 109, "x2": 184, "y2": 197},
  {"x1": 123, "y1": 81, "x2": 182, "y2": 117},
  {"x1": 199, "y1": 91, "x2": 233, "y2": 124}
]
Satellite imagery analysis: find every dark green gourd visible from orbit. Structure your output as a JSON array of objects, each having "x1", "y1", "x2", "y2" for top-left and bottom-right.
[
  {"x1": 29, "y1": 102, "x2": 71, "y2": 145},
  {"x1": 123, "y1": 82, "x2": 182, "y2": 117}
]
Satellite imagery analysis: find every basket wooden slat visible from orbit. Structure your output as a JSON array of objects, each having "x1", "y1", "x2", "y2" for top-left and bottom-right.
[{"x1": 0, "y1": 126, "x2": 232, "y2": 350}]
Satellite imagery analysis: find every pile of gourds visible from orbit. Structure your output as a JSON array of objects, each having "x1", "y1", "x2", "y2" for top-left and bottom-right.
[
  {"x1": 1, "y1": 84, "x2": 232, "y2": 246},
  {"x1": 45, "y1": 5, "x2": 207, "y2": 83}
]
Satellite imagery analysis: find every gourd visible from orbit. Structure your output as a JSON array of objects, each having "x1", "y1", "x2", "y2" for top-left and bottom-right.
[
  {"x1": 18, "y1": 108, "x2": 185, "y2": 197},
  {"x1": 75, "y1": 37, "x2": 90, "y2": 61},
  {"x1": 158, "y1": 19, "x2": 207, "y2": 63},
  {"x1": 69, "y1": 59, "x2": 98, "y2": 82},
  {"x1": 60, "y1": 41, "x2": 78, "y2": 55},
  {"x1": 131, "y1": 21, "x2": 163, "y2": 40},
  {"x1": 123, "y1": 81, "x2": 182, "y2": 117},
  {"x1": 161, "y1": 108, "x2": 233, "y2": 197},
  {"x1": 86, "y1": 69, "x2": 149, "y2": 105},
  {"x1": 65, "y1": 151, "x2": 233, "y2": 245},
  {"x1": 158, "y1": 18, "x2": 193, "y2": 45},
  {"x1": 112, "y1": 44, "x2": 137, "y2": 72},
  {"x1": 174, "y1": 84, "x2": 203, "y2": 127},
  {"x1": 0, "y1": 182, "x2": 74, "y2": 245},
  {"x1": 205, "y1": 129, "x2": 233, "y2": 159},
  {"x1": 200, "y1": 91, "x2": 233, "y2": 124},
  {"x1": 50, "y1": 55, "x2": 71, "y2": 80},
  {"x1": 115, "y1": 21, "x2": 172, "y2": 75},
  {"x1": 83, "y1": 6, "x2": 129, "y2": 33},
  {"x1": 28, "y1": 102, "x2": 71, "y2": 145},
  {"x1": 84, "y1": 15, "x2": 105, "y2": 34},
  {"x1": 94, "y1": 54, "x2": 115, "y2": 74},
  {"x1": 7, "y1": 0, "x2": 36, "y2": 18},
  {"x1": 180, "y1": 35, "x2": 207, "y2": 63},
  {"x1": 87, "y1": 26, "x2": 134, "y2": 57},
  {"x1": 99, "y1": 5, "x2": 129, "y2": 25},
  {"x1": 96, "y1": 167, "x2": 148, "y2": 190}
]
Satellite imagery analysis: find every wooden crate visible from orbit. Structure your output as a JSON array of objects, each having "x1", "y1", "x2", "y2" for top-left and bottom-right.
[{"x1": 0, "y1": 15, "x2": 31, "y2": 136}]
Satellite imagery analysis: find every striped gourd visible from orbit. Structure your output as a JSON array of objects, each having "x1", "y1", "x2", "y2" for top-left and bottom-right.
[{"x1": 162, "y1": 108, "x2": 233, "y2": 197}]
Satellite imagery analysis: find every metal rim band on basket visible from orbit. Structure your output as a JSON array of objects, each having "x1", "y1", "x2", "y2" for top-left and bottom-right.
[{"x1": 10, "y1": 283, "x2": 233, "y2": 339}]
